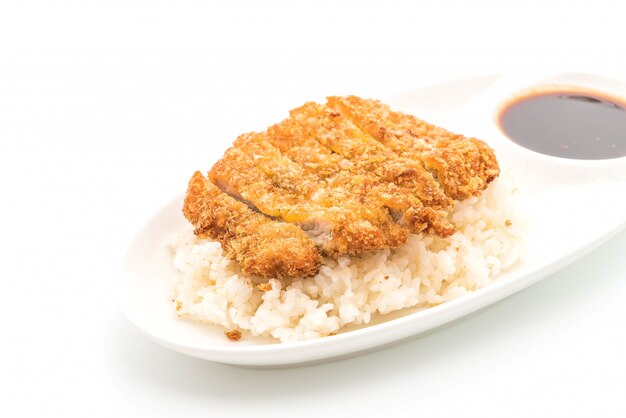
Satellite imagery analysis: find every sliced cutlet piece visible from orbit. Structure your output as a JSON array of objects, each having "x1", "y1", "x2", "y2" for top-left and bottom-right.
[
  {"x1": 290, "y1": 102, "x2": 455, "y2": 236},
  {"x1": 327, "y1": 96, "x2": 499, "y2": 200},
  {"x1": 268, "y1": 117, "x2": 450, "y2": 236},
  {"x1": 209, "y1": 146, "x2": 407, "y2": 256},
  {"x1": 183, "y1": 171, "x2": 321, "y2": 279},
  {"x1": 266, "y1": 117, "x2": 353, "y2": 181},
  {"x1": 233, "y1": 132, "x2": 327, "y2": 196}
]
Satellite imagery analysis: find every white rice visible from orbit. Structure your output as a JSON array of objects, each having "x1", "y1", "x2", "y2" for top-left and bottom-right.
[{"x1": 167, "y1": 174, "x2": 524, "y2": 343}]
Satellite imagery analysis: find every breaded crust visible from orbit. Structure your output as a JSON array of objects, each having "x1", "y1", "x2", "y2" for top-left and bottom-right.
[
  {"x1": 234, "y1": 131, "x2": 410, "y2": 247},
  {"x1": 327, "y1": 96, "x2": 499, "y2": 200},
  {"x1": 290, "y1": 102, "x2": 454, "y2": 236},
  {"x1": 268, "y1": 116, "x2": 453, "y2": 236},
  {"x1": 209, "y1": 146, "x2": 408, "y2": 256},
  {"x1": 183, "y1": 171, "x2": 321, "y2": 279}
]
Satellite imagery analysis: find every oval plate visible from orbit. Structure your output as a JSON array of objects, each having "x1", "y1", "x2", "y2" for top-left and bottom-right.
[{"x1": 115, "y1": 73, "x2": 626, "y2": 367}]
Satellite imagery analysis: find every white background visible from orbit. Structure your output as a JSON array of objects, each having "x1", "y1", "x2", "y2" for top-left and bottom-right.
[{"x1": 1, "y1": 0, "x2": 625, "y2": 417}]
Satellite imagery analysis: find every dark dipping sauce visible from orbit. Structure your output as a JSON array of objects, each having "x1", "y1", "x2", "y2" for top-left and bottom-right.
[{"x1": 498, "y1": 89, "x2": 626, "y2": 160}]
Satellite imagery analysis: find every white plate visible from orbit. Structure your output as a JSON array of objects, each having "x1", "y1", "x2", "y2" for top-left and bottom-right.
[{"x1": 115, "y1": 73, "x2": 626, "y2": 367}]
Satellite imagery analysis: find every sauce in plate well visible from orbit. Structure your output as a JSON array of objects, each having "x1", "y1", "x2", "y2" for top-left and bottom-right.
[{"x1": 498, "y1": 89, "x2": 626, "y2": 160}]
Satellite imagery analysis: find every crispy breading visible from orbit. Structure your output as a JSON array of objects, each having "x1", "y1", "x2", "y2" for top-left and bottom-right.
[
  {"x1": 257, "y1": 282, "x2": 273, "y2": 292},
  {"x1": 327, "y1": 96, "x2": 499, "y2": 199},
  {"x1": 268, "y1": 117, "x2": 453, "y2": 236},
  {"x1": 233, "y1": 132, "x2": 319, "y2": 195},
  {"x1": 289, "y1": 102, "x2": 454, "y2": 236},
  {"x1": 291, "y1": 102, "x2": 451, "y2": 207},
  {"x1": 234, "y1": 131, "x2": 410, "y2": 247},
  {"x1": 183, "y1": 171, "x2": 321, "y2": 279},
  {"x1": 224, "y1": 329, "x2": 242, "y2": 341},
  {"x1": 209, "y1": 146, "x2": 407, "y2": 256},
  {"x1": 267, "y1": 118, "x2": 352, "y2": 181}
]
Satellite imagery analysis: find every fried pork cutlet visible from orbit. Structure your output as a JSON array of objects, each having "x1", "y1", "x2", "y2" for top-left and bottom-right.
[
  {"x1": 327, "y1": 96, "x2": 499, "y2": 200},
  {"x1": 209, "y1": 145, "x2": 407, "y2": 256},
  {"x1": 182, "y1": 96, "x2": 499, "y2": 279},
  {"x1": 183, "y1": 171, "x2": 321, "y2": 278}
]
